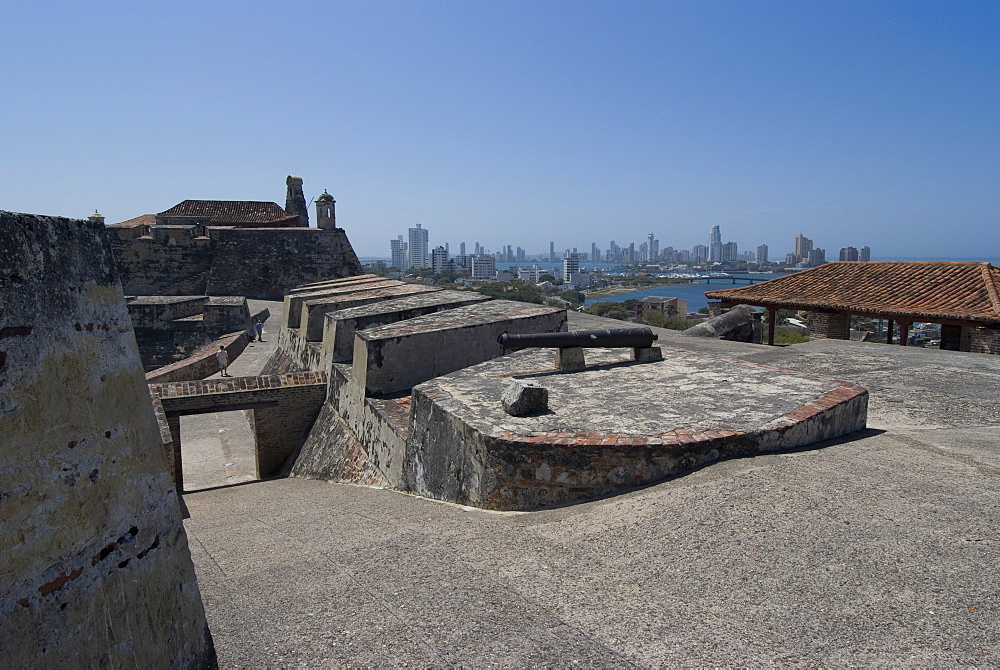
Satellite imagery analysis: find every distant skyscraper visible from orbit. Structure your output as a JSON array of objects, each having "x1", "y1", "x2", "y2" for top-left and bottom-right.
[
  {"x1": 460, "y1": 242, "x2": 466, "y2": 257},
  {"x1": 709, "y1": 226, "x2": 722, "y2": 262},
  {"x1": 693, "y1": 245, "x2": 709, "y2": 263},
  {"x1": 390, "y1": 235, "x2": 407, "y2": 269},
  {"x1": 563, "y1": 252, "x2": 580, "y2": 283},
  {"x1": 839, "y1": 246, "x2": 859, "y2": 261},
  {"x1": 859, "y1": 246, "x2": 871, "y2": 262},
  {"x1": 722, "y1": 241, "x2": 738, "y2": 262},
  {"x1": 794, "y1": 234, "x2": 813, "y2": 264},
  {"x1": 408, "y1": 224, "x2": 429, "y2": 269},
  {"x1": 549, "y1": 241, "x2": 555, "y2": 262},
  {"x1": 756, "y1": 244, "x2": 769, "y2": 264},
  {"x1": 591, "y1": 242, "x2": 598, "y2": 264},
  {"x1": 807, "y1": 248, "x2": 826, "y2": 267},
  {"x1": 431, "y1": 245, "x2": 449, "y2": 274}
]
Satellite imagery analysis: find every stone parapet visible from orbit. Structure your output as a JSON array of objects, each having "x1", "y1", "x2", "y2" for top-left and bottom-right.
[
  {"x1": 283, "y1": 277, "x2": 397, "y2": 329},
  {"x1": 300, "y1": 282, "x2": 441, "y2": 341},
  {"x1": 322, "y1": 290, "x2": 490, "y2": 365},
  {"x1": 354, "y1": 301, "x2": 566, "y2": 397}
]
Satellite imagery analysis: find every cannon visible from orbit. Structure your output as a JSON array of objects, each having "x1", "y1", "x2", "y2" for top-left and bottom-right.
[{"x1": 498, "y1": 327, "x2": 658, "y2": 352}]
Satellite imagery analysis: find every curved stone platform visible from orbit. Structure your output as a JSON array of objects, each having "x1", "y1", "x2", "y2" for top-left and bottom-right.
[{"x1": 407, "y1": 345, "x2": 868, "y2": 510}]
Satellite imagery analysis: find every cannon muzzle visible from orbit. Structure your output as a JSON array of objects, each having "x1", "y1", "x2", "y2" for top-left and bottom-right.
[{"x1": 498, "y1": 327, "x2": 657, "y2": 351}]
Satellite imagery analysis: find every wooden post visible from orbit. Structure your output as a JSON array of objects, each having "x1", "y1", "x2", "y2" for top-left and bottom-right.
[
  {"x1": 887, "y1": 319, "x2": 894, "y2": 345},
  {"x1": 899, "y1": 322, "x2": 909, "y2": 346},
  {"x1": 767, "y1": 308, "x2": 776, "y2": 346}
]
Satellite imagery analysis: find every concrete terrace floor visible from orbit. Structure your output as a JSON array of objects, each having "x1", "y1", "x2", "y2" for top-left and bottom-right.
[{"x1": 183, "y1": 311, "x2": 1000, "y2": 668}]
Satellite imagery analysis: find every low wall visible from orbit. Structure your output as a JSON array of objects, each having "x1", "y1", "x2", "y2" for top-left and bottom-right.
[
  {"x1": 144, "y1": 330, "x2": 250, "y2": 383},
  {"x1": 275, "y1": 327, "x2": 324, "y2": 372},
  {"x1": 406, "y1": 379, "x2": 869, "y2": 510},
  {"x1": 354, "y1": 301, "x2": 566, "y2": 396}
]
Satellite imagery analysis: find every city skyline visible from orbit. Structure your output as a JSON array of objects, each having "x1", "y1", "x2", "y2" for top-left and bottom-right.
[
  {"x1": 1, "y1": 2, "x2": 997, "y2": 259},
  {"x1": 383, "y1": 222, "x2": 873, "y2": 268}
]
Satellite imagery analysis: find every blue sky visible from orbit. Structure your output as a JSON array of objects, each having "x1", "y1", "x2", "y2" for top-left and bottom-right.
[{"x1": 1, "y1": 1, "x2": 997, "y2": 259}]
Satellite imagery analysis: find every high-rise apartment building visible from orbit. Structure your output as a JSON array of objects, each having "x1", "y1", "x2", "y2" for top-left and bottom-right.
[
  {"x1": 859, "y1": 246, "x2": 871, "y2": 262},
  {"x1": 408, "y1": 224, "x2": 429, "y2": 269},
  {"x1": 839, "y1": 246, "x2": 859, "y2": 261},
  {"x1": 431, "y1": 245, "x2": 449, "y2": 274},
  {"x1": 459, "y1": 242, "x2": 466, "y2": 257},
  {"x1": 794, "y1": 234, "x2": 813, "y2": 264},
  {"x1": 471, "y1": 254, "x2": 495, "y2": 281},
  {"x1": 806, "y1": 248, "x2": 826, "y2": 267},
  {"x1": 693, "y1": 245, "x2": 709, "y2": 263},
  {"x1": 549, "y1": 241, "x2": 555, "y2": 262},
  {"x1": 722, "y1": 241, "x2": 738, "y2": 262},
  {"x1": 709, "y1": 226, "x2": 722, "y2": 262},
  {"x1": 390, "y1": 235, "x2": 407, "y2": 269},
  {"x1": 563, "y1": 252, "x2": 580, "y2": 283},
  {"x1": 756, "y1": 244, "x2": 769, "y2": 264}
]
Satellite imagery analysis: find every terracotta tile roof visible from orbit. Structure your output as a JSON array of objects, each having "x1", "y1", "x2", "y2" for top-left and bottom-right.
[
  {"x1": 706, "y1": 261, "x2": 1000, "y2": 325},
  {"x1": 113, "y1": 214, "x2": 156, "y2": 227},
  {"x1": 157, "y1": 200, "x2": 292, "y2": 224}
]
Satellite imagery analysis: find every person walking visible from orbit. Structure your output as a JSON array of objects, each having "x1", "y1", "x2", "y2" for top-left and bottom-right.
[
  {"x1": 217, "y1": 345, "x2": 230, "y2": 377},
  {"x1": 254, "y1": 320, "x2": 264, "y2": 342}
]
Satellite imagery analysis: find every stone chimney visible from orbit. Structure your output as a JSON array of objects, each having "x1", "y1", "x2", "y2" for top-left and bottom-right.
[{"x1": 285, "y1": 175, "x2": 309, "y2": 227}]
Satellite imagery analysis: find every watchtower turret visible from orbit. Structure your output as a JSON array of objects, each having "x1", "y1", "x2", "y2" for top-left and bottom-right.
[{"x1": 316, "y1": 190, "x2": 336, "y2": 230}]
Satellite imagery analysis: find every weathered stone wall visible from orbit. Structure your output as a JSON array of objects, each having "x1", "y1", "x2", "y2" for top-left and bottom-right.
[
  {"x1": 406, "y1": 370, "x2": 869, "y2": 511},
  {"x1": 107, "y1": 225, "x2": 363, "y2": 300},
  {"x1": 205, "y1": 227, "x2": 363, "y2": 300},
  {"x1": 107, "y1": 225, "x2": 214, "y2": 295},
  {"x1": 286, "y1": 403, "x2": 389, "y2": 486},
  {"x1": 144, "y1": 330, "x2": 250, "y2": 383},
  {"x1": 275, "y1": 327, "x2": 324, "y2": 372},
  {"x1": 0, "y1": 211, "x2": 215, "y2": 668},
  {"x1": 354, "y1": 301, "x2": 566, "y2": 397}
]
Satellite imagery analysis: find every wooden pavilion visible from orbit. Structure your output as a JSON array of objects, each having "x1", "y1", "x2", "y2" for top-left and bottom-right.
[{"x1": 705, "y1": 262, "x2": 1000, "y2": 354}]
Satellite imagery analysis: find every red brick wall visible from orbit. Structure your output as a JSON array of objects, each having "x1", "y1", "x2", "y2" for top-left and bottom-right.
[
  {"x1": 970, "y1": 327, "x2": 1000, "y2": 355},
  {"x1": 807, "y1": 311, "x2": 851, "y2": 339}
]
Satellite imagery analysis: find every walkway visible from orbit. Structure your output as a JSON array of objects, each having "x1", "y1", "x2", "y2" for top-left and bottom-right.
[{"x1": 180, "y1": 299, "x2": 284, "y2": 490}]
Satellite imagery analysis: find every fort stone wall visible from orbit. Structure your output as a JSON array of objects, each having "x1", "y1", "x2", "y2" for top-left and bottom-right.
[
  {"x1": 107, "y1": 224, "x2": 363, "y2": 300},
  {"x1": 0, "y1": 211, "x2": 216, "y2": 668},
  {"x1": 205, "y1": 227, "x2": 363, "y2": 299}
]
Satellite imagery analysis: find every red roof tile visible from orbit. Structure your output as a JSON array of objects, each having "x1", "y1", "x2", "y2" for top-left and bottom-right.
[
  {"x1": 114, "y1": 214, "x2": 156, "y2": 227},
  {"x1": 705, "y1": 261, "x2": 1000, "y2": 325},
  {"x1": 157, "y1": 200, "x2": 292, "y2": 224}
]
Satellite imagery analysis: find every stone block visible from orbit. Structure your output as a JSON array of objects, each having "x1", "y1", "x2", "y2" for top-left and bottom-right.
[
  {"x1": 555, "y1": 347, "x2": 586, "y2": 370},
  {"x1": 501, "y1": 380, "x2": 549, "y2": 416},
  {"x1": 632, "y1": 346, "x2": 664, "y2": 362}
]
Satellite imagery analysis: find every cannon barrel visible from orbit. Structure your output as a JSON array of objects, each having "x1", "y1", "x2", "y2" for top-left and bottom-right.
[{"x1": 499, "y1": 327, "x2": 657, "y2": 351}]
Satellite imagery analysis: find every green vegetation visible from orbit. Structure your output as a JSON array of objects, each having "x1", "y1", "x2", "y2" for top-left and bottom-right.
[
  {"x1": 472, "y1": 280, "x2": 544, "y2": 304},
  {"x1": 585, "y1": 302, "x2": 631, "y2": 321},
  {"x1": 773, "y1": 330, "x2": 810, "y2": 345}
]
